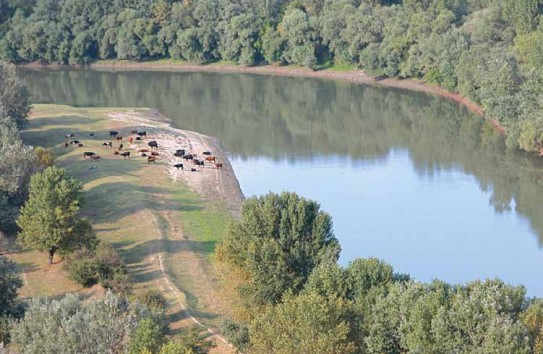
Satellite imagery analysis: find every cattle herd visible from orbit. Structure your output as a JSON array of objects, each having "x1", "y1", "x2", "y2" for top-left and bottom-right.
[{"x1": 63, "y1": 129, "x2": 225, "y2": 172}]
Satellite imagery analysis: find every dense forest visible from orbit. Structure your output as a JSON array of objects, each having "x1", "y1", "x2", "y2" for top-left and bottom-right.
[{"x1": 1, "y1": 0, "x2": 543, "y2": 154}]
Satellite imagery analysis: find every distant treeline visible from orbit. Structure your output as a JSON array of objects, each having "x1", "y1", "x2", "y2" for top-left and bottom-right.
[{"x1": 1, "y1": 0, "x2": 543, "y2": 153}]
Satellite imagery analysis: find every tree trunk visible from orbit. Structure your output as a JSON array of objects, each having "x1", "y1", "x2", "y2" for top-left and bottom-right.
[{"x1": 48, "y1": 246, "x2": 57, "y2": 265}]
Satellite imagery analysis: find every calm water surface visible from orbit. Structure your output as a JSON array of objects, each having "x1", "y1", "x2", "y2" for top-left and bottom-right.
[{"x1": 20, "y1": 68, "x2": 543, "y2": 296}]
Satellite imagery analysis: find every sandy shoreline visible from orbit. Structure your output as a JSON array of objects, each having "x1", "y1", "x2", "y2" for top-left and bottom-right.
[{"x1": 106, "y1": 109, "x2": 244, "y2": 218}]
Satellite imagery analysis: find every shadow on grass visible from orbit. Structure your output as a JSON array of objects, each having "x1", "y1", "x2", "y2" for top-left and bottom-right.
[{"x1": 83, "y1": 181, "x2": 204, "y2": 224}]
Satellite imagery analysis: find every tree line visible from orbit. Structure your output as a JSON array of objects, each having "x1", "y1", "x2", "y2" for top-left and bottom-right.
[
  {"x1": 1, "y1": 0, "x2": 543, "y2": 153},
  {"x1": 217, "y1": 191, "x2": 543, "y2": 353}
]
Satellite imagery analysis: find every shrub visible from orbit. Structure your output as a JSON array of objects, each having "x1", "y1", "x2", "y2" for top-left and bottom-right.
[{"x1": 69, "y1": 258, "x2": 98, "y2": 287}]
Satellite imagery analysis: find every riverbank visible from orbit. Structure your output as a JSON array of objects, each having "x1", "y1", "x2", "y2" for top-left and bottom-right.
[{"x1": 14, "y1": 104, "x2": 239, "y2": 353}]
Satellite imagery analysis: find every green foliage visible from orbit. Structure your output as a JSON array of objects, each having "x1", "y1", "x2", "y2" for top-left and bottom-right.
[
  {"x1": 128, "y1": 317, "x2": 165, "y2": 354},
  {"x1": 0, "y1": 256, "x2": 22, "y2": 318},
  {"x1": 217, "y1": 191, "x2": 340, "y2": 310},
  {"x1": 10, "y1": 291, "x2": 165, "y2": 354},
  {"x1": 249, "y1": 292, "x2": 357, "y2": 354},
  {"x1": 0, "y1": 62, "x2": 30, "y2": 129},
  {"x1": 16, "y1": 166, "x2": 97, "y2": 264},
  {"x1": 131, "y1": 289, "x2": 168, "y2": 311},
  {"x1": 220, "y1": 319, "x2": 250, "y2": 352},
  {"x1": 33, "y1": 146, "x2": 54, "y2": 167},
  {"x1": 68, "y1": 257, "x2": 98, "y2": 287}
]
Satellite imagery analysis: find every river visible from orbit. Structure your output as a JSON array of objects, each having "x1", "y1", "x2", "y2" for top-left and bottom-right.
[{"x1": 20, "y1": 68, "x2": 543, "y2": 296}]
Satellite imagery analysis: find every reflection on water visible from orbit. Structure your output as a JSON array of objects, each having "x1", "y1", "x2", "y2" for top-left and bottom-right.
[{"x1": 20, "y1": 68, "x2": 543, "y2": 295}]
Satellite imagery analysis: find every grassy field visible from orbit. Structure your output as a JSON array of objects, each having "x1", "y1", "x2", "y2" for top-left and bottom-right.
[{"x1": 11, "y1": 104, "x2": 233, "y2": 334}]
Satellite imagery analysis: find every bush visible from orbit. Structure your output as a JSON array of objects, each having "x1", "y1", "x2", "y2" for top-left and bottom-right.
[
  {"x1": 220, "y1": 319, "x2": 249, "y2": 352},
  {"x1": 132, "y1": 289, "x2": 168, "y2": 311},
  {"x1": 69, "y1": 258, "x2": 98, "y2": 287}
]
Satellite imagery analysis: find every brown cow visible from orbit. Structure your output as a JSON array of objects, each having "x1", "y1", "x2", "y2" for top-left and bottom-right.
[
  {"x1": 151, "y1": 152, "x2": 159, "y2": 156},
  {"x1": 205, "y1": 156, "x2": 216, "y2": 163},
  {"x1": 128, "y1": 137, "x2": 134, "y2": 144},
  {"x1": 138, "y1": 149, "x2": 149, "y2": 153},
  {"x1": 215, "y1": 163, "x2": 223, "y2": 169},
  {"x1": 90, "y1": 155, "x2": 101, "y2": 160},
  {"x1": 147, "y1": 156, "x2": 157, "y2": 164},
  {"x1": 116, "y1": 136, "x2": 123, "y2": 141}
]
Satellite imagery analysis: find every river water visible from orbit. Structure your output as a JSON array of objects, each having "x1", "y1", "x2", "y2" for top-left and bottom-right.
[{"x1": 20, "y1": 68, "x2": 543, "y2": 296}]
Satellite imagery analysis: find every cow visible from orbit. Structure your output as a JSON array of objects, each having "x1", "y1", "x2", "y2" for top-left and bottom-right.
[
  {"x1": 205, "y1": 156, "x2": 216, "y2": 163},
  {"x1": 148, "y1": 141, "x2": 158, "y2": 149},
  {"x1": 115, "y1": 136, "x2": 123, "y2": 141},
  {"x1": 83, "y1": 152, "x2": 95, "y2": 158},
  {"x1": 135, "y1": 136, "x2": 142, "y2": 141},
  {"x1": 130, "y1": 130, "x2": 138, "y2": 134},
  {"x1": 90, "y1": 155, "x2": 101, "y2": 161},
  {"x1": 174, "y1": 149, "x2": 185, "y2": 157},
  {"x1": 70, "y1": 140, "x2": 80, "y2": 145},
  {"x1": 89, "y1": 132, "x2": 95, "y2": 137},
  {"x1": 147, "y1": 156, "x2": 157, "y2": 164},
  {"x1": 109, "y1": 131, "x2": 119, "y2": 137},
  {"x1": 102, "y1": 142, "x2": 108, "y2": 147},
  {"x1": 128, "y1": 137, "x2": 134, "y2": 144},
  {"x1": 190, "y1": 168, "x2": 196, "y2": 172},
  {"x1": 182, "y1": 154, "x2": 193, "y2": 160},
  {"x1": 113, "y1": 151, "x2": 120, "y2": 155},
  {"x1": 64, "y1": 142, "x2": 69, "y2": 148},
  {"x1": 137, "y1": 131, "x2": 147, "y2": 138},
  {"x1": 202, "y1": 151, "x2": 212, "y2": 155},
  {"x1": 141, "y1": 153, "x2": 147, "y2": 157},
  {"x1": 138, "y1": 149, "x2": 149, "y2": 153},
  {"x1": 65, "y1": 133, "x2": 75, "y2": 138},
  {"x1": 195, "y1": 160, "x2": 205, "y2": 168},
  {"x1": 151, "y1": 152, "x2": 159, "y2": 156},
  {"x1": 119, "y1": 144, "x2": 124, "y2": 151},
  {"x1": 77, "y1": 143, "x2": 84, "y2": 147},
  {"x1": 173, "y1": 163, "x2": 184, "y2": 170},
  {"x1": 215, "y1": 163, "x2": 223, "y2": 169},
  {"x1": 121, "y1": 152, "x2": 130, "y2": 158}
]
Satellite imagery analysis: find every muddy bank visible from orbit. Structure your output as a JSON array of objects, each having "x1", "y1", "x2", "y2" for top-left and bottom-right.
[{"x1": 106, "y1": 109, "x2": 244, "y2": 218}]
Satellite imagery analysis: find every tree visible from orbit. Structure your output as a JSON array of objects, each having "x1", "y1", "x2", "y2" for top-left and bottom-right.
[
  {"x1": 17, "y1": 166, "x2": 97, "y2": 264},
  {"x1": 217, "y1": 191, "x2": 340, "y2": 311},
  {"x1": 249, "y1": 292, "x2": 356, "y2": 354},
  {"x1": 0, "y1": 62, "x2": 31, "y2": 129},
  {"x1": 128, "y1": 317, "x2": 165, "y2": 354},
  {"x1": 0, "y1": 256, "x2": 22, "y2": 317},
  {"x1": 280, "y1": 8, "x2": 318, "y2": 68},
  {"x1": 10, "y1": 292, "x2": 165, "y2": 354}
]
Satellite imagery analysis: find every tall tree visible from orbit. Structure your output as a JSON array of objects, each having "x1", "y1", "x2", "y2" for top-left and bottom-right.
[
  {"x1": 0, "y1": 62, "x2": 31, "y2": 129},
  {"x1": 0, "y1": 256, "x2": 22, "y2": 317},
  {"x1": 17, "y1": 166, "x2": 96, "y2": 264}
]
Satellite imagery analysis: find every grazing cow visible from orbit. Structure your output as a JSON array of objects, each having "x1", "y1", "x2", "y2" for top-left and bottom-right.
[
  {"x1": 215, "y1": 163, "x2": 223, "y2": 169},
  {"x1": 151, "y1": 152, "x2": 159, "y2": 156},
  {"x1": 113, "y1": 151, "x2": 120, "y2": 155},
  {"x1": 190, "y1": 168, "x2": 196, "y2": 172},
  {"x1": 102, "y1": 142, "x2": 108, "y2": 147},
  {"x1": 77, "y1": 143, "x2": 84, "y2": 147},
  {"x1": 128, "y1": 137, "x2": 134, "y2": 144},
  {"x1": 202, "y1": 151, "x2": 212, "y2": 155},
  {"x1": 64, "y1": 142, "x2": 69, "y2": 148},
  {"x1": 148, "y1": 141, "x2": 158, "y2": 149},
  {"x1": 90, "y1": 155, "x2": 101, "y2": 161},
  {"x1": 195, "y1": 160, "x2": 205, "y2": 167},
  {"x1": 130, "y1": 130, "x2": 138, "y2": 134},
  {"x1": 173, "y1": 163, "x2": 184, "y2": 170},
  {"x1": 65, "y1": 133, "x2": 75, "y2": 138},
  {"x1": 109, "y1": 131, "x2": 119, "y2": 137},
  {"x1": 138, "y1": 149, "x2": 149, "y2": 153},
  {"x1": 70, "y1": 140, "x2": 80, "y2": 145},
  {"x1": 205, "y1": 156, "x2": 216, "y2": 163},
  {"x1": 137, "y1": 131, "x2": 147, "y2": 138},
  {"x1": 116, "y1": 136, "x2": 123, "y2": 141},
  {"x1": 121, "y1": 152, "x2": 130, "y2": 158},
  {"x1": 135, "y1": 136, "x2": 142, "y2": 141},
  {"x1": 147, "y1": 156, "x2": 156, "y2": 164},
  {"x1": 119, "y1": 144, "x2": 124, "y2": 151},
  {"x1": 174, "y1": 149, "x2": 185, "y2": 157},
  {"x1": 89, "y1": 132, "x2": 95, "y2": 137},
  {"x1": 83, "y1": 152, "x2": 95, "y2": 158},
  {"x1": 141, "y1": 153, "x2": 147, "y2": 157},
  {"x1": 183, "y1": 154, "x2": 193, "y2": 160},
  {"x1": 108, "y1": 142, "x2": 113, "y2": 148}
]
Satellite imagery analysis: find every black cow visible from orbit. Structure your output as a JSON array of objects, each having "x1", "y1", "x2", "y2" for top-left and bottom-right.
[
  {"x1": 89, "y1": 132, "x2": 95, "y2": 137},
  {"x1": 202, "y1": 151, "x2": 212, "y2": 155},
  {"x1": 173, "y1": 163, "x2": 184, "y2": 170},
  {"x1": 135, "y1": 136, "x2": 142, "y2": 141},
  {"x1": 83, "y1": 152, "x2": 95, "y2": 158},
  {"x1": 109, "y1": 131, "x2": 119, "y2": 137},
  {"x1": 137, "y1": 131, "x2": 147, "y2": 137},
  {"x1": 120, "y1": 152, "x2": 130, "y2": 158},
  {"x1": 190, "y1": 168, "x2": 196, "y2": 172},
  {"x1": 195, "y1": 160, "x2": 205, "y2": 167},
  {"x1": 65, "y1": 133, "x2": 75, "y2": 138},
  {"x1": 148, "y1": 141, "x2": 158, "y2": 149},
  {"x1": 119, "y1": 143, "x2": 124, "y2": 151},
  {"x1": 182, "y1": 154, "x2": 193, "y2": 160},
  {"x1": 174, "y1": 149, "x2": 185, "y2": 157},
  {"x1": 70, "y1": 140, "x2": 80, "y2": 145}
]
